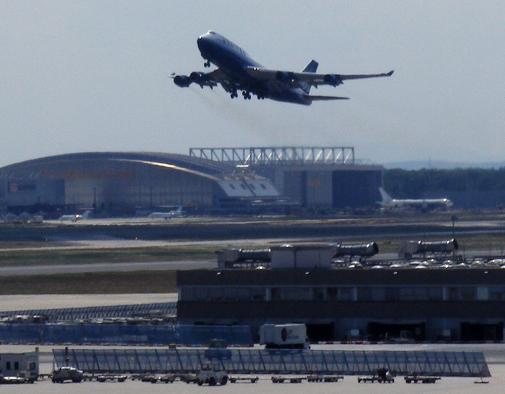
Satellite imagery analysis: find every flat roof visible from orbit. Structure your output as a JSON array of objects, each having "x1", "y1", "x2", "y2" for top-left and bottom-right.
[{"x1": 177, "y1": 268, "x2": 505, "y2": 286}]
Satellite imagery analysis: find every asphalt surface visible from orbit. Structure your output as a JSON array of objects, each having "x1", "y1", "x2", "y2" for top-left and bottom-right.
[
  {"x1": 0, "y1": 260, "x2": 215, "y2": 276},
  {"x1": 0, "y1": 374, "x2": 500, "y2": 393},
  {"x1": 2, "y1": 343, "x2": 504, "y2": 393},
  {"x1": 0, "y1": 293, "x2": 177, "y2": 311}
]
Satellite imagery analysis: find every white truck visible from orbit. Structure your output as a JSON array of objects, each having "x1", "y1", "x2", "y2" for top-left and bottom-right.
[
  {"x1": 197, "y1": 364, "x2": 228, "y2": 386},
  {"x1": 259, "y1": 324, "x2": 309, "y2": 349}
]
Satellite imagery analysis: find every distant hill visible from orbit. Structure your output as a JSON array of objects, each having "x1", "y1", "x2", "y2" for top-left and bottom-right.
[{"x1": 383, "y1": 161, "x2": 505, "y2": 170}]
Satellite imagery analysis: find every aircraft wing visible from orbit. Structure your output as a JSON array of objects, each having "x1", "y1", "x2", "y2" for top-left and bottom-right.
[
  {"x1": 170, "y1": 69, "x2": 233, "y2": 89},
  {"x1": 245, "y1": 67, "x2": 394, "y2": 87}
]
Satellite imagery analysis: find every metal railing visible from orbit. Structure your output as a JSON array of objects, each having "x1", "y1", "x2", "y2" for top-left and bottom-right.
[
  {"x1": 189, "y1": 146, "x2": 355, "y2": 165},
  {"x1": 0, "y1": 302, "x2": 177, "y2": 322},
  {"x1": 53, "y1": 348, "x2": 490, "y2": 377}
]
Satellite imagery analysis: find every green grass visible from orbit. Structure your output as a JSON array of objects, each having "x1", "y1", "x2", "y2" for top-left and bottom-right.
[
  {"x1": 0, "y1": 233, "x2": 504, "y2": 295},
  {"x1": 0, "y1": 270, "x2": 177, "y2": 294},
  {"x1": 0, "y1": 246, "x2": 215, "y2": 266}
]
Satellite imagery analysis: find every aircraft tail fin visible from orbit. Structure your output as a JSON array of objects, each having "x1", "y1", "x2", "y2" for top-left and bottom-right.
[
  {"x1": 379, "y1": 187, "x2": 393, "y2": 204},
  {"x1": 299, "y1": 60, "x2": 319, "y2": 94},
  {"x1": 307, "y1": 95, "x2": 349, "y2": 102},
  {"x1": 302, "y1": 60, "x2": 319, "y2": 73}
]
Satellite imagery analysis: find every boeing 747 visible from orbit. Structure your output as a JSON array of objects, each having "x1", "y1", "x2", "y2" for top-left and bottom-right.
[{"x1": 171, "y1": 31, "x2": 393, "y2": 105}]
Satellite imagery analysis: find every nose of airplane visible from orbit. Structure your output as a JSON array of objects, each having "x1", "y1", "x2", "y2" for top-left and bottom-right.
[{"x1": 197, "y1": 34, "x2": 207, "y2": 51}]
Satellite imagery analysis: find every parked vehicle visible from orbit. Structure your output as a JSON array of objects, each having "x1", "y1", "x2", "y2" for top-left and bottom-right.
[
  {"x1": 260, "y1": 324, "x2": 309, "y2": 349},
  {"x1": 197, "y1": 364, "x2": 228, "y2": 386},
  {"x1": 52, "y1": 367, "x2": 84, "y2": 383}
]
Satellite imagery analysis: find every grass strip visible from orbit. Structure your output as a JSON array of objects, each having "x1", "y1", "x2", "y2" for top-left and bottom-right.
[{"x1": 0, "y1": 270, "x2": 177, "y2": 294}]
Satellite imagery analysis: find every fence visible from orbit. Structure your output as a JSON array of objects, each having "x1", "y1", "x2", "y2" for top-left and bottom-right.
[
  {"x1": 0, "y1": 324, "x2": 251, "y2": 346},
  {"x1": 0, "y1": 302, "x2": 177, "y2": 322},
  {"x1": 53, "y1": 348, "x2": 490, "y2": 377}
]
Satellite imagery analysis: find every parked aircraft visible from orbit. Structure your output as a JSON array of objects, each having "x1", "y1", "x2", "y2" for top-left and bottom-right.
[
  {"x1": 59, "y1": 214, "x2": 83, "y2": 222},
  {"x1": 148, "y1": 206, "x2": 184, "y2": 220},
  {"x1": 379, "y1": 188, "x2": 453, "y2": 212},
  {"x1": 171, "y1": 31, "x2": 393, "y2": 105}
]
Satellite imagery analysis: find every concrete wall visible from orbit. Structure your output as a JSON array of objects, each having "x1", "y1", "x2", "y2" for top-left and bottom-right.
[
  {"x1": 255, "y1": 164, "x2": 383, "y2": 209},
  {"x1": 1, "y1": 159, "x2": 216, "y2": 210}
]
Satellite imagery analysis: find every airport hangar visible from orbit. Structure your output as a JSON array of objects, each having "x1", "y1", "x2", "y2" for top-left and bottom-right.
[{"x1": 0, "y1": 147, "x2": 382, "y2": 213}]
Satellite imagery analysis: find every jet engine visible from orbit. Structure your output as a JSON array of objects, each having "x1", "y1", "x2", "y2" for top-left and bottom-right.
[
  {"x1": 173, "y1": 75, "x2": 192, "y2": 87},
  {"x1": 189, "y1": 71, "x2": 208, "y2": 84},
  {"x1": 323, "y1": 74, "x2": 343, "y2": 86}
]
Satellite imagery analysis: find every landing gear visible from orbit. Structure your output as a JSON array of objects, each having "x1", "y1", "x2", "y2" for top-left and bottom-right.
[
  {"x1": 203, "y1": 60, "x2": 211, "y2": 68},
  {"x1": 242, "y1": 91, "x2": 251, "y2": 100},
  {"x1": 230, "y1": 91, "x2": 238, "y2": 99}
]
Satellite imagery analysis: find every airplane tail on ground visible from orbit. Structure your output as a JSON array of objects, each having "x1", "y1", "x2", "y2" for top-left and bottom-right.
[
  {"x1": 379, "y1": 187, "x2": 393, "y2": 204},
  {"x1": 299, "y1": 60, "x2": 319, "y2": 94}
]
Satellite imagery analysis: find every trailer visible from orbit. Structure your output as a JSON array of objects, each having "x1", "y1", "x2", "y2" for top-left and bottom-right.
[{"x1": 259, "y1": 324, "x2": 308, "y2": 349}]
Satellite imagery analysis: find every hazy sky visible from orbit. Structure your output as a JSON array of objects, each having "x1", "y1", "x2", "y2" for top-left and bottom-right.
[{"x1": 1, "y1": 0, "x2": 504, "y2": 167}]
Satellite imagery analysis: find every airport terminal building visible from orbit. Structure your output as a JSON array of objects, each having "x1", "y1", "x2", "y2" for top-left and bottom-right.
[
  {"x1": 177, "y1": 245, "x2": 505, "y2": 342},
  {"x1": 0, "y1": 147, "x2": 383, "y2": 214}
]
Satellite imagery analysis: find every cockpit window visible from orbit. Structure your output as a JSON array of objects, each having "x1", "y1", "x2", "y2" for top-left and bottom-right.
[{"x1": 208, "y1": 30, "x2": 216, "y2": 35}]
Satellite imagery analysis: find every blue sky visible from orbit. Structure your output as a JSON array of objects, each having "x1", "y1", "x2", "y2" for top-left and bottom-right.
[{"x1": 1, "y1": 0, "x2": 504, "y2": 167}]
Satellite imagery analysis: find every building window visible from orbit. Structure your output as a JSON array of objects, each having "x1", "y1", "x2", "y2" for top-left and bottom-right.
[
  {"x1": 398, "y1": 287, "x2": 443, "y2": 301},
  {"x1": 313, "y1": 288, "x2": 325, "y2": 301},
  {"x1": 488, "y1": 287, "x2": 505, "y2": 300},
  {"x1": 271, "y1": 288, "x2": 281, "y2": 301},
  {"x1": 182, "y1": 286, "x2": 266, "y2": 302},
  {"x1": 357, "y1": 287, "x2": 386, "y2": 301},
  {"x1": 6, "y1": 361, "x2": 10, "y2": 370},
  {"x1": 327, "y1": 287, "x2": 354, "y2": 301},
  {"x1": 29, "y1": 362, "x2": 36, "y2": 371},
  {"x1": 14, "y1": 361, "x2": 19, "y2": 370},
  {"x1": 448, "y1": 287, "x2": 476, "y2": 301},
  {"x1": 281, "y1": 287, "x2": 313, "y2": 301}
]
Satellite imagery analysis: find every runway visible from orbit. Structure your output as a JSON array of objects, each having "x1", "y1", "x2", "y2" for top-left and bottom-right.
[
  {"x1": 0, "y1": 293, "x2": 177, "y2": 311},
  {"x1": 0, "y1": 259, "x2": 215, "y2": 276}
]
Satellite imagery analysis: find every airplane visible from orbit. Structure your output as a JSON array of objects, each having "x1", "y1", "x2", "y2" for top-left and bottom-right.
[
  {"x1": 59, "y1": 214, "x2": 83, "y2": 222},
  {"x1": 171, "y1": 31, "x2": 394, "y2": 105},
  {"x1": 148, "y1": 206, "x2": 185, "y2": 220},
  {"x1": 379, "y1": 187, "x2": 453, "y2": 212}
]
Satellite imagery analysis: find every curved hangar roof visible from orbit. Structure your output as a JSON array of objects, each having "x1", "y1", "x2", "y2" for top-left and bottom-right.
[
  {"x1": 0, "y1": 152, "x2": 228, "y2": 180},
  {"x1": 0, "y1": 152, "x2": 279, "y2": 198}
]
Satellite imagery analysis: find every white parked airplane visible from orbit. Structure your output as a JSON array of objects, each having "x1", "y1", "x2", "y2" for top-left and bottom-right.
[
  {"x1": 148, "y1": 206, "x2": 184, "y2": 220},
  {"x1": 59, "y1": 214, "x2": 83, "y2": 222},
  {"x1": 379, "y1": 188, "x2": 453, "y2": 212}
]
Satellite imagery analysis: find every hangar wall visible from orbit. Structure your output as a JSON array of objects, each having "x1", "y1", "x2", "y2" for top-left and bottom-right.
[
  {"x1": 257, "y1": 165, "x2": 383, "y2": 209},
  {"x1": 0, "y1": 154, "x2": 219, "y2": 211},
  {"x1": 61, "y1": 161, "x2": 215, "y2": 209}
]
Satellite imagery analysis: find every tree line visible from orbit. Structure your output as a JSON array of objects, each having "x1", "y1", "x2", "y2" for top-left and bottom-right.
[{"x1": 384, "y1": 168, "x2": 505, "y2": 198}]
